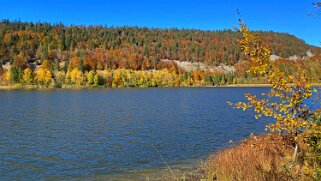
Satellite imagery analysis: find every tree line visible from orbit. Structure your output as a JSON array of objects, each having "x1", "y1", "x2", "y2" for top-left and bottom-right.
[{"x1": 0, "y1": 20, "x2": 320, "y2": 87}]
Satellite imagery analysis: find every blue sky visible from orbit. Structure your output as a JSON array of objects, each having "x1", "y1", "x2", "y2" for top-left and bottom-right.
[{"x1": 0, "y1": 0, "x2": 320, "y2": 46}]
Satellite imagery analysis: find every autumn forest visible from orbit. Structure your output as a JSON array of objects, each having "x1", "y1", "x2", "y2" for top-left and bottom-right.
[{"x1": 0, "y1": 20, "x2": 321, "y2": 88}]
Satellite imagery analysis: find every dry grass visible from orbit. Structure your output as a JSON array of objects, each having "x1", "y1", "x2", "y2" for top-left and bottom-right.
[{"x1": 202, "y1": 134, "x2": 313, "y2": 181}]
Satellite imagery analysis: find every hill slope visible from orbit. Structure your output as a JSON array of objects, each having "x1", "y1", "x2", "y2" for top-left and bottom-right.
[{"x1": 0, "y1": 20, "x2": 320, "y2": 70}]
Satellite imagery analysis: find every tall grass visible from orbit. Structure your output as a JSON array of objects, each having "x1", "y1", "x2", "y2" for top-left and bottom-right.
[{"x1": 201, "y1": 134, "x2": 315, "y2": 181}]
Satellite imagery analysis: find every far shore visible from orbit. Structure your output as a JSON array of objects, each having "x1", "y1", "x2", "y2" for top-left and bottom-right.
[
  {"x1": 0, "y1": 85, "x2": 106, "y2": 90},
  {"x1": 1, "y1": 83, "x2": 321, "y2": 90}
]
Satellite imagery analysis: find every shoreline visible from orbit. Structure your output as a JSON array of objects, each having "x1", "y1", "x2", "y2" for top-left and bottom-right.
[{"x1": 1, "y1": 83, "x2": 321, "y2": 90}]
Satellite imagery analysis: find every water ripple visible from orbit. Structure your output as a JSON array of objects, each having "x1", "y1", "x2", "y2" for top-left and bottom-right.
[{"x1": 0, "y1": 87, "x2": 269, "y2": 180}]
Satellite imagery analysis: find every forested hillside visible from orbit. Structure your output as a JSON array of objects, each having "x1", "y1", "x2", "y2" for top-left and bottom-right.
[
  {"x1": 0, "y1": 20, "x2": 320, "y2": 87},
  {"x1": 0, "y1": 20, "x2": 320, "y2": 68}
]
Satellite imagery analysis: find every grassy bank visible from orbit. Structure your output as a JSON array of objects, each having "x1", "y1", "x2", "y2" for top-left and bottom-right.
[{"x1": 198, "y1": 134, "x2": 321, "y2": 181}]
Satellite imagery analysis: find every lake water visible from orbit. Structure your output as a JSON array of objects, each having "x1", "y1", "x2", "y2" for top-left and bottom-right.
[{"x1": 0, "y1": 88, "x2": 270, "y2": 180}]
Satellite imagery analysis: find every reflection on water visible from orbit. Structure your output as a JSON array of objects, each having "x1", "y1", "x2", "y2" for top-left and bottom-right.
[{"x1": 0, "y1": 88, "x2": 269, "y2": 180}]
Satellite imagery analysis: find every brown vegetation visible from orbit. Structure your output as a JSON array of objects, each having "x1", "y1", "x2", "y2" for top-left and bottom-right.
[{"x1": 202, "y1": 134, "x2": 315, "y2": 181}]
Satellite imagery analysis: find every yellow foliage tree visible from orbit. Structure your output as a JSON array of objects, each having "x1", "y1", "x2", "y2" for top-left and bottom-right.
[
  {"x1": 70, "y1": 68, "x2": 83, "y2": 85},
  {"x1": 112, "y1": 70, "x2": 122, "y2": 87},
  {"x1": 55, "y1": 71, "x2": 65, "y2": 86},
  {"x1": 86, "y1": 70, "x2": 95, "y2": 85},
  {"x1": 35, "y1": 64, "x2": 52, "y2": 86},
  {"x1": 230, "y1": 21, "x2": 321, "y2": 173},
  {"x1": 94, "y1": 73, "x2": 100, "y2": 86},
  {"x1": 3, "y1": 70, "x2": 10, "y2": 83},
  {"x1": 22, "y1": 68, "x2": 34, "y2": 84}
]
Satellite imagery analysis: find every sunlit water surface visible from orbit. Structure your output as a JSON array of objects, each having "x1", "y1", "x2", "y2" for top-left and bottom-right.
[{"x1": 0, "y1": 88, "x2": 270, "y2": 180}]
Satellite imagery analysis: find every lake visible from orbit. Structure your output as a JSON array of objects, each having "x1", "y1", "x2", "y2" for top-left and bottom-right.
[{"x1": 0, "y1": 88, "x2": 270, "y2": 180}]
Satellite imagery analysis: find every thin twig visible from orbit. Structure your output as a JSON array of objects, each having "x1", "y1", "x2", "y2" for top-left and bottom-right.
[
  {"x1": 153, "y1": 146, "x2": 176, "y2": 178},
  {"x1": 289, "y1": 143, "x2": 298, "y2": 169},
  {"x1": 145, "y1": 174, "x2": 150, "y2": 181}
]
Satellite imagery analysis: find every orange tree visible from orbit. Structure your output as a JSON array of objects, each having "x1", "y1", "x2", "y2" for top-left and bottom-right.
[{"x1": 230, "y1": 21, "x2": 321, "y2": 175}]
